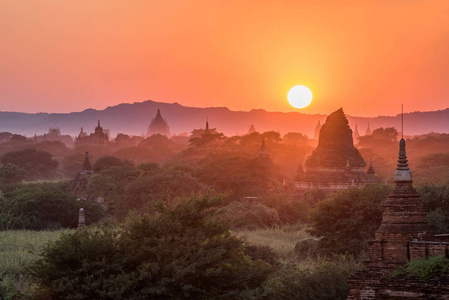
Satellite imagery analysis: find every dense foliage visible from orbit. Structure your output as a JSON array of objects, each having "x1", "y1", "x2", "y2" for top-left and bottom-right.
[
  {"x1": 308, "y1": 184, "x2": 391, "y2": 256},
  {"x1": 418, "y1": 184, "x2": 449, "y2": 232},
  {"x1": 256, "y1": 256, "x2": 362, "y2": 300},
  {"x1": 0, "y1": 181, "x2": 106, "y2": 230},
  {"x1": 1, "y1": 148, "x2": 59, "y2": 180},
  {"x1": 29, "y1": 195, "x2": 272, "y2": 299},
  {"x1": 392, "y1": 255, "x2": 449, "y2": 279}
]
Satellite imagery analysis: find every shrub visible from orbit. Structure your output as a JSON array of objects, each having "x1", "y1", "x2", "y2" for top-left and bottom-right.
[
  {"x1": 261, "y1": 193, "x2": 310, "y2": 224},
  {"x1": 418, "y1": 184, "x2": 449, "y2": 233},
  {"x1": 215, "y1": 201, "x2": 281, "y2": 229},
  {"x1": 294, "y1": 238, "x2": 320, "y2": 260},
  {"x1": 0, "y1": 182, "x2": 106, "y2": 230},
  {"x1": 392, "y1": 255, "x2": 449, "y2": 279},
  {"x1": 308, "y1": 184, "x2": 391, "y2": 256},
  {"x1": 259, "y1": 256, "x2": 362, "y2": 300},
  {"x1": 1, "y1": 148, "x2": 58, "y2": 180},
  {"x1": 29, "y1": 227, "x2": 128, "y2": 300},
  {"x1": 244, "y1": 244, "x2": 278, "y2": 265}
]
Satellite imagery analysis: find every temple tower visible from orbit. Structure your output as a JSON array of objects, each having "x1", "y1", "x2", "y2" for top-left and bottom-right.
[
  {"x1": 347, "y1": 138, "x2": 437, "y2": 300},
  {"x1": 255, "y1": 138, "x2": 273, "y2": 171},
  {"x1": 353, "y1": 124, "x2": 360, "y2": 141},
  {"x1": 71, "y1": 152, "x2": 94, "y2": 200},
  {"x1": 367, "y1": 161, "x2": 375, "y2": 175},
  {"x1": 372, "y1": 138, "x2": 430, "y2": 267},
  {"x1": 365, "y1": 122, "x2": 372, "y2": 136},
  {"x1": 296, "y1": 108, "x2": 375, "y2": 193},
  {"x1": 147, "y1": 109, "x2": 170, "y2": 137},
  {"x1": 247, "y1": 124, "x2": 257, "y2": 135},
  {"x1": 205, "y1": 118, "x2": 210, "y2": 135},
  {"x1": 81, "y1": 151, "x2": 94, "y2": 175}
]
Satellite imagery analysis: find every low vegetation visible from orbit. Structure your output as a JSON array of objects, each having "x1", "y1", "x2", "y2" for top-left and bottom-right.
[
  {"x1": 308, "y1": 184, "x2": 391, "y2": 256},
  {"x1": 0, "y1": 230, "x2": 72, "y2": 299},
  {"x1": 392, "y1": 255, "x2": 449, "y2": 279}
]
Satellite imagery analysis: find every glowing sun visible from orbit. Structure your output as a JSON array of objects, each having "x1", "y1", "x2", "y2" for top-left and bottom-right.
[{"x1": 287, "y1": 85, "x2": 313, "y2": 109}]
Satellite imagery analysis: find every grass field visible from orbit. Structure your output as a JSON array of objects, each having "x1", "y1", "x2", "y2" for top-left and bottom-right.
[
  {"x1": 0, "y1": 230, "x2": 73, "y2": 297},
  {"x1": 235, "y1": 224, "x2": 310, "y2": 259}
]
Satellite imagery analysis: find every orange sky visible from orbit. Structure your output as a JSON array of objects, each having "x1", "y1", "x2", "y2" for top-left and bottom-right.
[{"x1": 1, "y1": 1, "x2": 448, "y2": 116}]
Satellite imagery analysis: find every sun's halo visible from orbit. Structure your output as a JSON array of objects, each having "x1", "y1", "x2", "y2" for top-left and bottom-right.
[{"x1": 287, "y1": 85, "x2": 313, "y2": 109}]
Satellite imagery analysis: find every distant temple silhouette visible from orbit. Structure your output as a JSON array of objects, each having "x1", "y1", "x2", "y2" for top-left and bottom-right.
[
  {"x1": 147, "y1": 109, "x2": 170, "y2": 137},
  {"x1": 33, "y1": 127, "x2": 73, "y2": 146},
  {"x1": 353, "y1": 124, "x2": 360, "y2": 141},
  {"x1": 75, "y1": 121, "x2": 109, "y2": 146},
  {"x1": 365, "y1": 122, "x2": 372, "y2": 136},
  {"x1": 71, "y1": 151, "x2": 94, "y2": 200},
  {"x1": 296, "y1": 108, "x2": 376, "y2": 193},
  {"x1": 190, "y1": 119, "x2": 218, "y2": 139},
  {"x1": 255, "y1": 138, "x2": 273, "y2": 168},
  {"x1": 247, "y1": 124, "x2": 257, "y2": 135}
]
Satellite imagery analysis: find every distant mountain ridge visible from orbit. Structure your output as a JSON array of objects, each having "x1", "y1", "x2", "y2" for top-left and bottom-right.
[{"x1": 0, "y1": 100, "x2": 448, "y2": 138}]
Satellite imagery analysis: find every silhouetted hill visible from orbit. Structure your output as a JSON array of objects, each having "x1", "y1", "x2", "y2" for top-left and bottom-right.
[{"x1": 0, "y1": 100, "x2": 448, "y2": 138}]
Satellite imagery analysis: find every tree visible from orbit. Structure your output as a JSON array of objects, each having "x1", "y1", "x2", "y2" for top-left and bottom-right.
[
  {"x1": 308, "y1": 184, "x2": 391, "y2": 256},
  {"x1": 417, "y1": 184, "x2": 449, "y2": 233},
  {"x1": 197, "y1": 153, "x2": 272, "y2": 199},
  {"x1": 1, "y1": 148, "x2": 58, "y2": 180},
  {"x1": 29, "y1": 194, "x2": 272, "y2": 299},
  {"x1": 0, "y1": 181, "x2": 106, "y2": 230},
  {"x1": 114, "y1": 133, "x2": 131, "y2": 144},
  {"x1": 92, "y1": 155, "x2": 129, "y2": 173},
  {"x1": 87, "y1": 165, "x2": 139, "y2": 218},
  {"x1": 0, "y1": 163, "x2": 25, "y2": 191}
]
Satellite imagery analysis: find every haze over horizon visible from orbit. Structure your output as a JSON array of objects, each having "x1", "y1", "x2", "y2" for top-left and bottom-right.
[{"x1": 1, "y1": 1, "x2": 449, "y2": 117}]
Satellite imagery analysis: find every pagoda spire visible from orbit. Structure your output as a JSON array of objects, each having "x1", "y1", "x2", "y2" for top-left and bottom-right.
[
  {"x1": 205, "y1": 118, "x2": 210, "y2": 134},
  {"x1": 82, "y1": 151, "x2": 93, "y2": 171},
  {"x1": 260, "y1": 138, "x2": 267, "y2": 152},
  {"x1": 257, "y1": 138, "x2": 271, "y2": 160},
  {"x1": 365, "y1": 122, "x2": 372, "y2": 135},
  {"x1": 353, "y1": 124, "x2": 360, "y2": 141},
  {"x1": 367, "y1": 161, "x2": 375, "y2": 175},
  {"x1": 394, "y1": 138, "x2": 412, "y2": 183}
]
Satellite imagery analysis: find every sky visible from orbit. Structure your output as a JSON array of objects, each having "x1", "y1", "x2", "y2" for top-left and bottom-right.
[{"x1": 1, "y1": 0, "x2": 448, "y2": 117}]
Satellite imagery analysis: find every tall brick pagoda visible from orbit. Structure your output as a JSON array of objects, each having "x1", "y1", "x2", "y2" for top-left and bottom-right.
[
  {"x1": 347, "y1": 138, "x2": 449, "y2": 299},
  {"x1": 296, "y1": 108, "x2": 376, "y2": 192}
]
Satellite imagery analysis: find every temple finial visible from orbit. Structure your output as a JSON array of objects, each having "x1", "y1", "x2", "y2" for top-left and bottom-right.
[
  {"x1": 401, "y1": 104, "x2": 404, "y2": 139},
  {"x1": 394, "y1": 138, "x2": 412, "y2": 183},
  {"x1": 261, "y1": 138, "x2": 266, "y2": 151}
]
